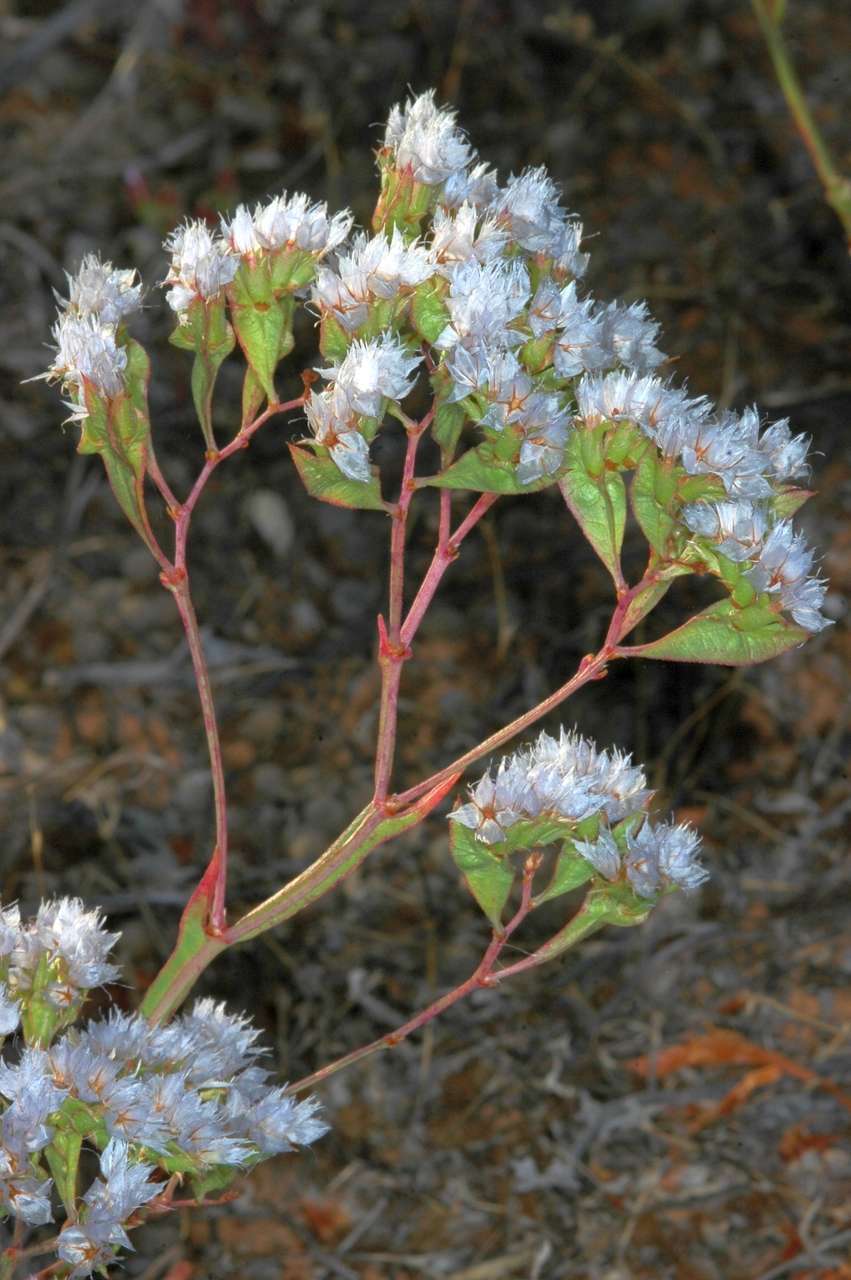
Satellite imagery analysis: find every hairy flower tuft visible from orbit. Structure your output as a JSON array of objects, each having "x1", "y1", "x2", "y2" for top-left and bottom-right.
[{"x1": 384, "y1": 89, "x2": 473, "y2": 185}]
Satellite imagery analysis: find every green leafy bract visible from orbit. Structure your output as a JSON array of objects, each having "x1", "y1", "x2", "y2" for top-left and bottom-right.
[
  {"x1": 289, "y1": 442, "x2": 388, "y2": 512},
  {"x1": 427, "y1": 433, "x2": 565, "y2": 495},
  {"x1": 625, "y1": 598, "x2": 808, "y2": 665},
  {"x1": 77, "y1": 339, "x2": 155, "y2": 555},
  {"x1": 631, "y1": 448, "x2": 679, "y2": 556},
  {"x1": 533, "y1": 844, "x2": 595, "y2": 905},
  {"x1": 169, "y1": 297, "x2": 236, "y2": 449},
  {"x1": 449, "y1": 822, "x2": 515, "y2": 927},
  {"x1": 560, "y1": 433, "x2": 627, "y2": 586}
]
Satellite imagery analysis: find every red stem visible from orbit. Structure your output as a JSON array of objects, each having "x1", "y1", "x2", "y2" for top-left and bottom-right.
[
  {"x1": 159, "y1": 396, "x2": 304, "y2": 930},
  {"x1": 288, "y1": 854, "x2": 540, "y2": 1095}
]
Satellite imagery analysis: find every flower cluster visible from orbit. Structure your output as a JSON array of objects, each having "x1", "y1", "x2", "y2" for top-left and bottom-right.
[
  {"x1": 163, "y1": 219, "x2": 239, "y2": 315},
  {"x1": 306, "y1": 333, "x2": 422, "y2": 480},
  {"x1": 39, "y1": 255, "x2": 142, "y2": 419},
  {"x1": 0, "y1": 900, "x2": 326, "y2": 1276},
  {"x1": 450, "y1": 728, "x2": 706, "y2": 900},
  {"x1": 220, "y1": 192, "x2": 353, "y2": 260},
  {"x1": 450, "y1": 727, "x2": 651, "y2": 844},
  {"x1": 575, "y1": 820, "x2": 708, "y2": 898},
  {"x1": 572, "y1": 371, "x2": 828, "y2": 631}
]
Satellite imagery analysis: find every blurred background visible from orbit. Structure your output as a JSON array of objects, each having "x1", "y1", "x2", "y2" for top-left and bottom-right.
[{"x1": 1, "y1": 1, "x2": 849, "y2": 1276}]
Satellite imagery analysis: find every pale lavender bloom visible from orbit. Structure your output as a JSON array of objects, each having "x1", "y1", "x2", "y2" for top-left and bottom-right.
[
  {"x1": 85, "y1": 1138, "x2": 159, "y2": 1221},
  {"x1": 250, "y1": 192, "x2": 353, "y2": 256},
  {"x1": 679, "y1": 412, "x2": 772, "y2": 500},
  {"x1": 745, "y1": 520, "x2": 830, "y2": 631},
  {"x1": 444, "y1": 343, "x2": 498, "y2": 402},
  {"x1": 220, "y1": 203, "x2": 264, "y2": 255},
  {"x1": 317, "y1": 333, "x2": 421, "y2": 416},
  {"x1": 575, "y1": 370, "x2": 669, "y2": 431},
  {"x1": 528, "y1": 280, "x2": 563, "y2": 337},
  {"x1": 163, "y1": 219, "x2": 238, "y2": 314},
  {"x1": 490, "y1": 167, "x2": 566, "y2": 253},
  {"x1": 1, "y1": 1169, "x2": 54, "y2": 1226},
  {"x1": 451, "y1": 727, "x2": 650, "y2": 845},
  {"x1": 42, "y1": 313, "x2": 128, "y2": 401},
  {"x1": 434, "y1": 258, "x2": 530, "y2": 354},
  {"x1": 177, "y1": 998, "x2": 265, "y2": 1085},
  {"x1": 49, "y1": 1040, "x2": 122, "y2": 1104},
  {"x1": 77, "y1": 1008, "x2": 176, "y2": 1071},
  {"x1": 553, "y1": 283, "x2": 610, "y2": 377},
  {"x1": 0, "y1": 905, "x2": 21, "y2": 957},
  {"x1": 58, "y1": 1222, "x2": 118, "y2": 1278},
  {"x1": 224, "y1": 1085, "x2": 328, "y2": 1156},
  {"x1": 757, "y1": 416, "x2": 810, "y2": 482},
  {"x1": 599, "y1": 300, "x2": 665, "y2": 374},
  {"x1": 574, "y1": 829, "x2": 621, "y2": 881},
  {"x1": 625, "y1": 821, "x2": 707, "y2": 897},
  {"x1": 0, "y1": 1046, "x2": 61, "y2": 1107},
  {"x1": 384, "y1": 90, "x2": 473, "y2": 185},
  {"x1": 305, "y1": 385, "x2": 372, "y2": 483},
  {"x1": 682, "y1": 499, "x2": 768, "y2": 562},
  {"x1": 443, "y1": 161, "x2": 501, "y2": 209},
  {"x1": 515, "y1": 393, "x2": 570, "y2": 484},
  {"x1": 2, "y1": 1069, "x2": 66, "y2": 1152},
  {"x1": 477, "y1": 351, "x2": 533, "y2": 430},
  {"x1": 0, "y1": 993, "x2": 19, "y2": 1038},
  {"x1": 549, "y1": 218, "x2": 589, "y2": 278},
  {"x1": 429, "y1": 203, "x2": 508, "y2": 276},
  {"x1": 32, "y1": 898, "x2": 120, "y2": 992},
  {"x1": 59, "y1": 253, "x2": 143, "y2": 326},
  {"x1": 100, "y1": 1075, "x2": 170, "y2": 1149}
]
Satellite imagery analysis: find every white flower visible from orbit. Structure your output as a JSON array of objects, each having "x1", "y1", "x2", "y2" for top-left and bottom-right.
[
  {"x1": 313, "y1": 230, "x2": 433, "y2": 331},
  {"x1": 435, "y1": 258, "x2": 530, "y2": 354},
  {"x1": 625, "y1": 821, "x2": 707, "y2": 897},
  {"x1": 429, "y1": 203, "x2": 508, "y2": 276},
  {"x1": 515, "y1": 393, "x2": 570, "y2": 484},
  {"x1": 163, "y1": 218, "x2": 238, "y2": 314},
  {"x1": 442, "y1": 162, "x2": 500, "y2": 209},
  {"x1": 599, "y1": 299, "x2": 665, "y2": 374},
  {"x1": 384, "y1": 89, "x2": 473, "y2": 184},
  {"x1": 59, "y1": 253, "x2": 143, "y2": 325},
  {"x1": 305, "y1": 386, "x2": 372, "y2": 482},
  {"x1": 745, "y1": 520, "x2": 830, "y2": 631},
  {"x1": 317, "y1": 332, "x2": 421, "y2": 416},
  {"x1": 682, "y1": 499, "x2": 768, "y2": 562},
  {"x1": 490, "y1": 167, "x2": 567, "y2": 253},
  {"x1": 43, "y1": 313, "x2": 128, "y2": 400},
  {"x1": 251, "y1": 192, "x2": 353, "y2": 255},
  {"x1": 553, "y1": 282, "x2": 610, "y2": 377}
]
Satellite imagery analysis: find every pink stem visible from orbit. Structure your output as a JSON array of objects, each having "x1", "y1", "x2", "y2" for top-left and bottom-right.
[
  {"x1": 288, "y1": 854, "x2": 540, "y2": 1095},
  {"x1": 372, "y1": 421, "x2": 424, "y2": 801},
  {"x1": 161, "y1": 395, "x2": 304, "y2": 931}
]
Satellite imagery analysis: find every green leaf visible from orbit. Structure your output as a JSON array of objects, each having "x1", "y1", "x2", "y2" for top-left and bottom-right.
[
  {"x1": 241, "y1": 365, "x2": 266, "y2": 428},
  {"x1": 319, "y1": 311, "x2": 350, "y2": 361},
  {"x1": 190, "y1": 1163, "x2": 240, "y2": 1203},
  {"x1": 772, "y1": 485, "x2": 814, "y2": 518},
  {"x1": 618, "y1": 562, "x2": 693, "y2": 639},
  {"x1": 533, "y1": 844, "x2": 594, "y2": 906},
  {"x1": 623, "y1": 598, "x2": 808, "y2": 665},
  {"x1": 231, "y1": 301, "x2": 286, "y2": 401},
  {"x1": 77, "y1": 340, "x2": 156, "y2": 555},
  {"x1": 170, "y1": 298, "x2": 236, "y2": 449},
  {"x1": 449, "y1": 822, "x2": 515, "y2": 926},
  {"x1": 432, "y1": 398, "x2": 468, "y2": 454},
  {"x1": 560, "y1": 436, "x2": 626, "y2": 586},
  {"x1": 289, "y1": 442, "x2": 388, "y2": 511},
  {"x1": 411, "y1": 279, "x2": 450, "y2": 344},
  {"x1": 428, "y1": 438, "x2": 563, "y2": 495},
  {"x1": 631, "y1": 449, "x2": 680, "y2": 556},
  {"x1": 45, "y1": 1128, "x2": 83, "y2": 1216}
]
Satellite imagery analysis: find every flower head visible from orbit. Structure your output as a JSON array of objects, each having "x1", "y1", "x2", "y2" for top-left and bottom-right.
[
  {"x1": 163, "y1": 219, "x2": 238, "y2": 314},
  {"x1": 317, "y1": 333, "x2": 421, "y2": 417},
  {"x1": 59, "y1": 253, "x2": 142, "y2": 326},
  {"x1": 384, "y1": 90, "x2": 473, "y2": 185}
]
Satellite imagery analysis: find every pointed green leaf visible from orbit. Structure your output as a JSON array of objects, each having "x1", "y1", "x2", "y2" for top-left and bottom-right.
[
  {"x1": 560, "y1": 436, "x2": 626, "y2": 585},
  {"x1": 449, "y1": 822, "x2": 515, "y2": 926},
  {"x1": 631, "y1": 449, "x2": 678, "y2": 556},
  {"x1": 241, "y1": 365, "x2": 266, "y2": 428},
  {"x1": 289, "y1": 443, "x2": 388, "y2": 511},
  {"x1": 411, "y1": 279, "x2": 450, "y2": 344},
  {"x1": 46, "y1": 1128, "x2": 83, "y2": 1216},
  {"x1": 319, "y1": 311, "x2": 350, "y2": 361},
  {"x1": 428, "y1": 438, "x2": 563, "y2": 495},
  {"x1": 618, "y1": 562, "x2": 693, "y2": 639},
  {"x1": 623, "y1": 598, "x2": 808, "y2": 665},
  {"x1": 77, "y1": 341, "x2": 156, "y2": 555},
  {"x1": 772, "y1": 485, "x2": 814, "y2": 518},
  {"x1": 533, "y1": 844, "x2": 594, "y2": 906},
  {"x1": 169, "y1": 298, "x2": 236, "y2": 449},
  {"x1": 231, "y1": 302, "x2": 286, "y2": 401}
]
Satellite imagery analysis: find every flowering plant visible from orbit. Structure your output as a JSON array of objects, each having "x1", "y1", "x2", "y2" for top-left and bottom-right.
[{"x1": 17, "y1": 89, "x2": 828, "y2": 1276}]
